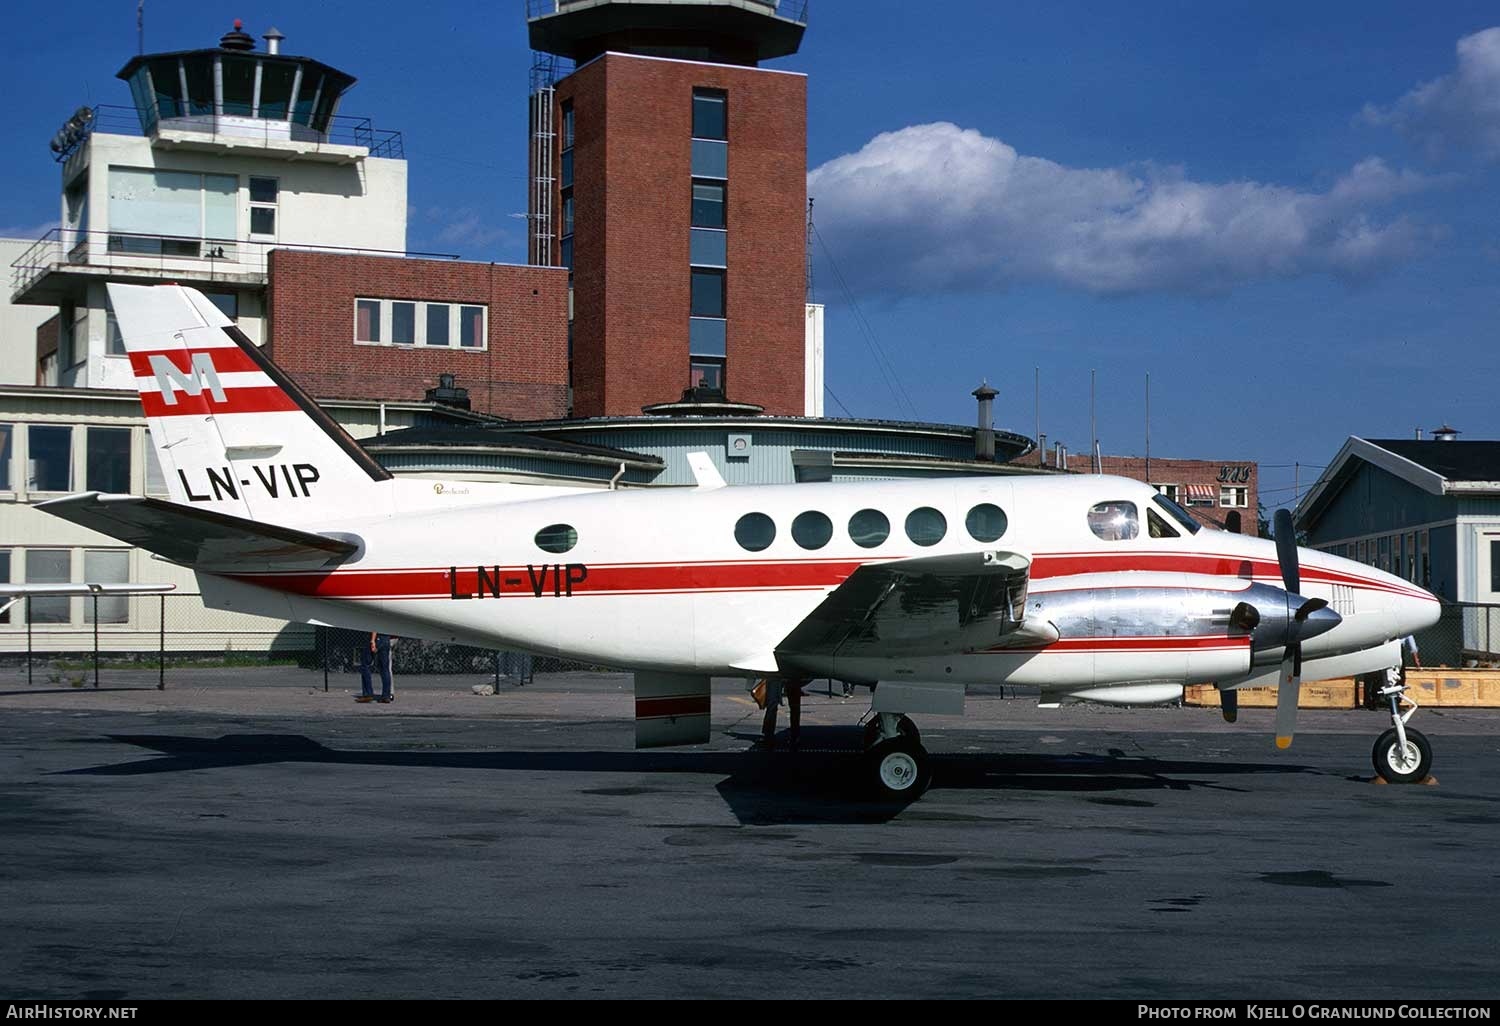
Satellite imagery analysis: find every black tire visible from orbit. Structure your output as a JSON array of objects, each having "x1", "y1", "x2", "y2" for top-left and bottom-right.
[
  {"x1": 864, "y1": 738, "x2": 931, "y2": 799},
  {"x1": 862, "y1": 715, "x2": 920, "y2": 750},
  {"x1": 1372, "y1": 726, "x2": 1432, "y2": 784}
]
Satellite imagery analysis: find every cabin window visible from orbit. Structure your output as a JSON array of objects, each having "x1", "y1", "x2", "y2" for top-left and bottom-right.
[
  {"x1": 535, "y1": 524, "x2": 578, "y2": 554},
  {"x1": 905, "y1": 507, "x2": 947, "y2": 547},
  {"x1": 791, "y1": 511, "x2": 833, "y2": 550},
  {"x1": 965, "y1": 503, "x2": 1008, "y2": 542},
  {"x1": 1087, "y1": 501, "x2": 1139, "y2": 541},
  {"x1": 734, "y1": 512, "x2": 776, "y2": 552},
  {"x1": 1146, "y1": 509, "x2": 1180, "y2": 539},
  {"x1": 1152, "y1": 494, "x2": 1201, "y2": 535},
  {"x1": 849, "y1": 509, "x2": 889, "y2": 548}
]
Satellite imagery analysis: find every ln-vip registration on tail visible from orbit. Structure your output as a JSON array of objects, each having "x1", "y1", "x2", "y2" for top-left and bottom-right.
[{"x1": 36, "y1": 284, "x2": 1443, "y2": 799}]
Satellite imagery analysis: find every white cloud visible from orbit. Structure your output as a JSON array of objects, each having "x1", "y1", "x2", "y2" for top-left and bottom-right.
[
  {"x1": 807, "y1": 123, "x2": 1437, "y2": 297},
  {"x1": 1362, "y1": 27, "x2": 1500, "y2": 162}
]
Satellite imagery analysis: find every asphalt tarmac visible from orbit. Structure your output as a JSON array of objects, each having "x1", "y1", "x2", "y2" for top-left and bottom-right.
[{"x1": 2, "y1": 673, "x2": 1499, "y2": 1000}]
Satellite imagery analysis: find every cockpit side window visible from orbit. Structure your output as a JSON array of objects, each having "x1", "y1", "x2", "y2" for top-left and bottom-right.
[
  {"x1": 1146, "y1": 508, "x2": 1180, "y2": 539},
  {"x1": 1087, "y1": 501, "x2": 1139, "y2": 541},
  {"x1": 1152, "y1": 494, "x2": 1202, "y2": 535}
]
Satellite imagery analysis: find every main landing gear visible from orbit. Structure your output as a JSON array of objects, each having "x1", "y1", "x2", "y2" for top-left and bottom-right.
[
  {"x1": 1371, "y1": 671, "x2": 1433, "y2": 784},
  {"x1": 862, "y1": 712, "x2": 930, "y2": 799}
]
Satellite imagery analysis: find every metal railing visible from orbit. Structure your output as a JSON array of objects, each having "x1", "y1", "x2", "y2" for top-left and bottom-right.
[
  {"x1": 0, "y1": 593, "x2": 549, "y2": 691},
  {"x1": 83, "y1": 104, "x2": 404, "y2": 159},
  {"x1": 11, "y1": 228, "x2": 461, "y2": 298},
  {"x1": 525, "y1": 0, "x2": 808, "y2": 23}
]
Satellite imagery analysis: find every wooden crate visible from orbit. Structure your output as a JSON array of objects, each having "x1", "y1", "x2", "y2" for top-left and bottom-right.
[
  {"x1": 1183, "y1": 681, "x2": 1357, "y2": 709},
  {"x1": 1401, "y1": 671, "x2": 1500, "y2": 707}
]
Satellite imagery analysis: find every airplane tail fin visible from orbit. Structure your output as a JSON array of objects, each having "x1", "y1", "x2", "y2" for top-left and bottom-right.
[{"x1": 111, "y1": 282, "x2": 390, "y2": 526}]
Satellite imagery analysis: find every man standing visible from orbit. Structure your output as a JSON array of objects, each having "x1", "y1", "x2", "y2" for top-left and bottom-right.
[
  {"x1": 357, "y1": 632, "x2": 395, "y2": 704},
  {"x1": 759, "y1": 677, "x2": 804, "y2": 750}
]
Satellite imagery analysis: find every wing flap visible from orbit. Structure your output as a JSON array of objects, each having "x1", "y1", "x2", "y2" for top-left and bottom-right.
[
  {"x1": 36, "y1": 492, "x2": 357, "y2": 572},
  {"x1": 776, "y1": 550, "x2": 1036, "y2": 670}
]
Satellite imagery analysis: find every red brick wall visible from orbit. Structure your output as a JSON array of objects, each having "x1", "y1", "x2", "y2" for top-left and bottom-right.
[
  {"x1": 267, "y1": 251, "x2": 570, "y2": 419},
  {"x1": 557, "y1": 54, "x2": 807, "y2": 417}
]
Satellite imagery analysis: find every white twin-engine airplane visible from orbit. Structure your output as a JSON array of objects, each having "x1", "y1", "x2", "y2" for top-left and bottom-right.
[{"x1": 40, "y1": 284, "x2": 1442, "y2": 798}]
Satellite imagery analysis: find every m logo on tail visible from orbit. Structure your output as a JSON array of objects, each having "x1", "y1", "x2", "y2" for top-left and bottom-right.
[{"x1": 149, "y1": 351, "x2": 228, "y2": 406}]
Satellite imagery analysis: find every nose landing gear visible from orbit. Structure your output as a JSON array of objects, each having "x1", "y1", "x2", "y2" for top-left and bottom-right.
[{"x1": 1371, "y1": 672, "x2": 1433, "y2": 784}]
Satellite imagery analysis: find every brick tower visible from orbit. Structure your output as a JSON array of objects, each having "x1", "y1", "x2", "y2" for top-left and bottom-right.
[{"x1": 525, "y1": 0, "x2": 809, "y2": 417}]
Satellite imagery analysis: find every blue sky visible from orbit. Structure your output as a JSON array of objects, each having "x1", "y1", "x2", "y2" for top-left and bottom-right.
[{"x1": 5, "y1": 1, "x2": 1500, "y2": 513}]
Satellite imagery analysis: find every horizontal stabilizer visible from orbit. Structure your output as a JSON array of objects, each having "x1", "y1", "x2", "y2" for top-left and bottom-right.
[{"x1": 37, "y1": 492, "x2": 357, "y2": 572}]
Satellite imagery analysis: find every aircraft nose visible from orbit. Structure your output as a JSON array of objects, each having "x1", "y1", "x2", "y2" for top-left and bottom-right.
[{"x1": 1396, "y1": 590, "x2": 1442, "y2": 635}]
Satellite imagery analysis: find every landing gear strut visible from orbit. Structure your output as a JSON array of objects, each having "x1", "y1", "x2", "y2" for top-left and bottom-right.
[
  {"x1": 1371, "y1": 671, "x2": 1433, "y2": 784},
  {"x1": 862, "y1": 712, "x2": 930, "y2": 799}
]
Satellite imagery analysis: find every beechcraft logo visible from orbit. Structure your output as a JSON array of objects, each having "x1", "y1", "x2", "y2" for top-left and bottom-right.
[{"x1": 149, "y1": 352, "x2": 227, "y2": 406}]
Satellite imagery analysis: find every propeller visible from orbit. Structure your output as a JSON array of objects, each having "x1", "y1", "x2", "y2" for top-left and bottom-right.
[{"x1": 1272, "y1": 509, "x2": 1327, "y2": 750}]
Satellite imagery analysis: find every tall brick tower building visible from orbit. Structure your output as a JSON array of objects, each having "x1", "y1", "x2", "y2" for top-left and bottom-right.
[{"x1": 526, "y1": 0, "x2": 809, "y2": 418}]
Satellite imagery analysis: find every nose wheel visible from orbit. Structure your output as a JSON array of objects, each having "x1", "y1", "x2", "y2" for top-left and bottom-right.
[
  {"x1": 862, "y1": 712, "x2": 930, "y2": 799},
  {"x1": 1370, "y1": 675, "x2": 1434, "y2": 784}
]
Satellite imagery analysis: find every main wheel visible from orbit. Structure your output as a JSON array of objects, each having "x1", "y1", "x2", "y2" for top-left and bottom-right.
[
  {"x1": 862, "y1": 715, "x2": 920, "y2": 749},
  {"x1": 1372, "y1": 727, "x2": 1432, "y2": 784},
  {"x1": 865, "y1": 738, "x2": 931, "y2": 799}
]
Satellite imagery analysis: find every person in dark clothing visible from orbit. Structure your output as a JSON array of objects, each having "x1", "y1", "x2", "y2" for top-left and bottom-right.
[
  {"x1": 760, "y1": 677, "x2": 804, "y2": 749},
  {"x1": 357, "y1": 632, "x2": 394, "y2": 703}
]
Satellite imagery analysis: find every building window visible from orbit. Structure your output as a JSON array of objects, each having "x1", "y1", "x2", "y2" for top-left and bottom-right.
[
  {"x1": 205, "y1": 292, "x2": 238, "y2": 322},
  {"x1": 0, "y1": 423, "x2": 12, "y2": 492},
  {"x1": 25, "y1": 549, "x2": 71, "y2": 624},
  {"x1": 248, "y1": 177, "x2": 278, "y2": 238},
  {"x1": 108, "y1": 167, "x2": 236, "y2": 253},
  {"x1": 144, "y1": 444, "x2": 168, "y2": 497},
  {"x1": 1153, "y1": 483, "x2": 1180, "y2": 503},
  {"x1": 105, "y1": 300, "x2": 127, "y2": 357},
  {"x1": 83, "y1": 550, "x2": 129, "y2": 625},
  {"x1": 0, "y1": 550, "x2": 8, "y2": 624},
  {"x1": 692, "y1": 90, "x2": 727, "y2": 140},
  {"x1": 691, "y1": 359, "x2": 725, "y2": 393},
  {"x1": 690, "y1": 228, "x2": 727, "y2": 268},
  {"x1": 1220, "y1": 486, "x2": 1248, "y2": 508},
  {"x1": 690, "y1": 269, "x2": 725, "y2": 319},
  {"x1": 691, "y1": 181, "x2": 726, "y2": 229},
  {"x1": 86, "y1": 427, "x2": 132, "y2": 494},
  {"x1": 27, "y1": 425, "x2": 73, "y2": 493},
  {"x1": 353, "y1": 300, "x2": 487, "y2": 350}
]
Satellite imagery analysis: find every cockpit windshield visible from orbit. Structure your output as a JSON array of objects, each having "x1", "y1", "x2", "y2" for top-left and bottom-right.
[{"x1": 1152, "y1": 494, "x2": 1202, "y2": 535}]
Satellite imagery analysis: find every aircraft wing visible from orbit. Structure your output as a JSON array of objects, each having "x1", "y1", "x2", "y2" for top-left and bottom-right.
[
  {"x1": 36, "y1": 492, "x2": 357, "y2": 573},
  {"x1": 775, "y1": 550, "x2": 1051, "y2": 671}
]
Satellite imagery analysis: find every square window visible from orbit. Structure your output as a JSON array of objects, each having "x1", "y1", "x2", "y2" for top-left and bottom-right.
[
  {"x1": 392, "y1": 302, "x2": 416, "y2": 345},
  {"x1": 459, "y1": 306, "x2": 485, "y2": 348},
  {"x1": 426, "y1": 304, "x2": 450, "y2": 347},
  {"x1": 25, "y1": 549, "x2": 71, "y2": 624},
  {"x1": 689, "y1": 317, "x2": 726, "y2": 356},
  {"x1": 691, "y1": 139, "x2": 727, "y2": 179},
  {"x1": 84, "y1": 550, "x2": 129, "y2": 624},
  {"x1": 356, "y1": 300, "x2": 381, "y2": 343},
  {"x1": 691, "y1": 359, "x2": 725, "y2": 393},
  {"x1": 249, "y1": 177, "x2": 278, "y2": 204},
  {"x1": 27, "y1": 425, "x2": 72, "y2": 492},
  {"x1": 692, "y1": 90, "x2": 727, "y2": 140},
  {"x1": 0, "y1": 423, "x2": 11, "y2": 491},
  {"x1": 206, "y1": 292, "x2": 238, "y2": 321},
  {"x1": 250, "y1": 206, "x2": 276, "y2": 236},
  {"x1": 691, "y1": 181, "x2": 725, "y2": 229},
  {"x1": 691, "y1": 269, "x2": 725, "y2": 318},
  {"x1": 86, "y1": 427, "x2": 132, "y2": 494},
  {"x1": 690, "y1": 228, "x2": 727, "y2": 268}
]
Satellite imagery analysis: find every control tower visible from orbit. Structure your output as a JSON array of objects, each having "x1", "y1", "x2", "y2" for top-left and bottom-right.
[{"x1": 525, "y1": 0, "x2": 811, "y2": 418}]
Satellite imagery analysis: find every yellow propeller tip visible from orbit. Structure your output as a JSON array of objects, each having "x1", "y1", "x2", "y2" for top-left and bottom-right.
[{"x1": 1275, "y1": 736, "x2": 1293, "y2": 750}]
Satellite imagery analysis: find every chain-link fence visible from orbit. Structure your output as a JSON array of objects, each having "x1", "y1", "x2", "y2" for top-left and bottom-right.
[
  {"x1": 0, "y1": 593, "x2": 567, "y2": 690},
  {"x1": 1410, "y1": 601, "x2": 1500, "y2": 669}
]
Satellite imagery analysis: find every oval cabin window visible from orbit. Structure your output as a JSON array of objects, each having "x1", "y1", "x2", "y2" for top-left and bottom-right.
[
  {"x1": 905, "y1": 507, "x2": 947, "y2": 547},
  {"x1": 848, "y1": 509, "x2": 890, "y2": 549},
  {"x1": 965, "y1": 503, "x2": 1008, "y2": 542},
  {"x1": 791, "y1": 511, "x2": 834, "y2": 550},
  {"x1": 735, "y1": 512, "x2": 776, "y2": 552}
]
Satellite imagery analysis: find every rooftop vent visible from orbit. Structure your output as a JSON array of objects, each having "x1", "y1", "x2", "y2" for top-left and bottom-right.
[
  {"x1": 220, "y1": 19, "x2": 256, "y2": 51},
  {"x1": 426, "y1": 373, "x2": 471, "y2": 411},
  {"x1": 1433, "y1": 424, "x2": 1461, "y2": 442},
  {"x1": 262, "y1": 26, "x2": 285, "y2": 55}
]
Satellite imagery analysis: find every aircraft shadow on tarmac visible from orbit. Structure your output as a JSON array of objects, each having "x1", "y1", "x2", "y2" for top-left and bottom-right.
[{"x1": 60, "y1": 726, "x2": 1316, "y2": 826}]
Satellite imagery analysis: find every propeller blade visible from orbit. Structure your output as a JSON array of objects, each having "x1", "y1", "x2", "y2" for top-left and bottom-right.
[
  {"x1": 1220, "y1": 687, "x2": 1238, "y2": 724},
  {"x1": 1275, "y1": 649, "x2": 1300, "y2": 749},
  {"x1": 1274, "y1": 508, "x2": 1300, "y2": 595}
]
